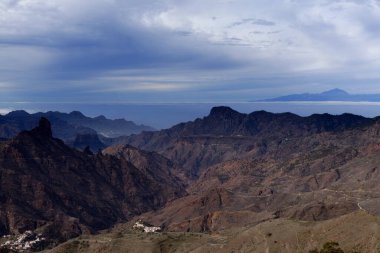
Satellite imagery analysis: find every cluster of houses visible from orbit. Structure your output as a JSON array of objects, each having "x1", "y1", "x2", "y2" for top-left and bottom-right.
[
  {"x1": 133, "y1": 220, "x2": 161, "y2": 233},
  {"x1": 1, "y1": 231, "x2": 46, "y2": 252}
]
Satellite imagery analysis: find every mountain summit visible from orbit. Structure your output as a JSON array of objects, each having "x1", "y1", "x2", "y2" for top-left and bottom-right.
[
  {"x1": 209, "y1": 106, "x2": 241, "y2": 117},
  {"x1": 321, "y1": 88, "x2": 349, "y2": 96},
  {"x1": 258, "y1": 88, "x2": 380, "y2": 102}
]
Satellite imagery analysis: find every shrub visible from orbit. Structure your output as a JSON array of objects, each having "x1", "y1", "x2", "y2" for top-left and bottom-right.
[
  {"x1": 309, "y1": 242, "x2": 344, "y2": 253},
  {"x1": 309, "y1": 241, "x2": 360, "y2": 253}
]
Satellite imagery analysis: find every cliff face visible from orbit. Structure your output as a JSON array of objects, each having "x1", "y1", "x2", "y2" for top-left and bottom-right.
[{"x1": 0, "y1": 118, "x2": 185, "y2": 242}]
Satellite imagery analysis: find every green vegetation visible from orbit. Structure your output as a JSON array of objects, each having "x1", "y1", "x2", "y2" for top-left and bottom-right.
[
  {"x1": 45, "y1": 212, "x2": 376, "y2": 253},
  {"x1": 309, "y1": 242, "x2": 359, "y2": 253}
]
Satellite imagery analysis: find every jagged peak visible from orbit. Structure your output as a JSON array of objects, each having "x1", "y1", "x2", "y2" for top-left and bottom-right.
[{"x1": 30, "y1": 117, "x2": 52, "y2": 138}]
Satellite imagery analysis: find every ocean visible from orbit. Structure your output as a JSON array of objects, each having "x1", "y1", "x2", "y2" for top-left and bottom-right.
[{"x1": 2, "y1": 101, "x2": 380, "y2": 129}]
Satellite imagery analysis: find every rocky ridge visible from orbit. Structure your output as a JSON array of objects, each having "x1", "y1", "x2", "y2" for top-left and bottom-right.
[{"x1": 120, "y1": 106, "x2": 374, "y2": 178}]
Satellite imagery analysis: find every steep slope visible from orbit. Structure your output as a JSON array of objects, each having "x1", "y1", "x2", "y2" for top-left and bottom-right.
[
  {"x1": 103, "y1": 144, "x2": 190, "y2": 186},
  {"x1": 119, "y1": 106, "x2": 374, "y2": 177},
  {"x1": 135, "y1": 118, "x2": 380, "y2": 232},
  {"x1": 0, "y1": 118, "x2": 185, "y2": 244}
]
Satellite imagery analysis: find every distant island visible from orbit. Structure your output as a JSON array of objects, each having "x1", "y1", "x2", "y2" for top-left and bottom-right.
[{"x1": 257, "y1": 88, "x2": 380, "y2": 102}]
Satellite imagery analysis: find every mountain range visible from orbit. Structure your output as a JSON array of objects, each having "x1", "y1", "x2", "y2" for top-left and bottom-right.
[
  {"x1": 258, "y1": 88, "x2": 380, "y2": 102},
  {"x1": 113, "y1": 107, "x2": 380, "y2": 232},
  {"x1": 0, "y1": 110, "x2": 154, "y2": 152},
  {"x1": 2, "y1": 107, "x2": 380, "y2": 252},
  {"x1": 119, "y1": 106, "x2": 373, "y2": 178}
]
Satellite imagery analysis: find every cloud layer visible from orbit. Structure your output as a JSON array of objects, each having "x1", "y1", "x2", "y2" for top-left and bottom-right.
[{"x1": 1, "y1": 0, "x2": 380, "y2": 102}]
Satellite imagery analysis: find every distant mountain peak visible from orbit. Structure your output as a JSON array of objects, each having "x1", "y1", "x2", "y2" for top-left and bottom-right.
[
  {"x1": 6, "y1": 110, "x2": 29, "y2": 117},
  {"x1": 209, "y1": 106, "x2": 240, "y2": 117},
  {"x1": 69, "y1": 111, "x2": 85, "y2": 117},
  {"x1": 321, "y1": 88, "x2": 349, "y2": 95},
  {"x1": 257, "y1": 88, "x2": 378, "y2": 102}
]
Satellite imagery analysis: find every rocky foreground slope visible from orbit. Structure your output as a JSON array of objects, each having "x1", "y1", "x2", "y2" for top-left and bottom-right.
[{"x1": 43, "y1": 211, "x2": 380, "y2": 253}]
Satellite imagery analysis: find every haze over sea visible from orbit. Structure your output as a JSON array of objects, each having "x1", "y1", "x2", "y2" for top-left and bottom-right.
[{"x1": 2, "y1": 102, "x2": 380, "y2": 129}]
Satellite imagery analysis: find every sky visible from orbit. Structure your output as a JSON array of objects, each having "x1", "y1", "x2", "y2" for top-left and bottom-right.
[{"x1": 1, "y1": 0, "x2": 380, "y2": 103}]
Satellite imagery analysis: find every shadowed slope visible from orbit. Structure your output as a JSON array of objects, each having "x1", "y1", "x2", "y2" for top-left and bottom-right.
[{"x1": 0, "y1": 118, "x2": 185, "y2": 244}]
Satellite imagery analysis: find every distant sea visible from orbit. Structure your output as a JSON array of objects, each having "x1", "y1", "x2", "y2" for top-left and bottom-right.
[{"x1": 2, "y1": 101, "x2": 380, "y2": 129}]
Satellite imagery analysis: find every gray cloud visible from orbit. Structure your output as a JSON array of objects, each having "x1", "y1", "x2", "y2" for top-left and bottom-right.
[
  {"x1": 1, "y1": 0, "x2": 380, "y2": 102},
  {"x1": 229, "y1": 18, "x2": 276, "y2": 28}
]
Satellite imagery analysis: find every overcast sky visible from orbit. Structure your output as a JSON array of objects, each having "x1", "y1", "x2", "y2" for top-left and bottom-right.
[{"x1": 1, "y1": 0, "x2": 380, "y2": 103}]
